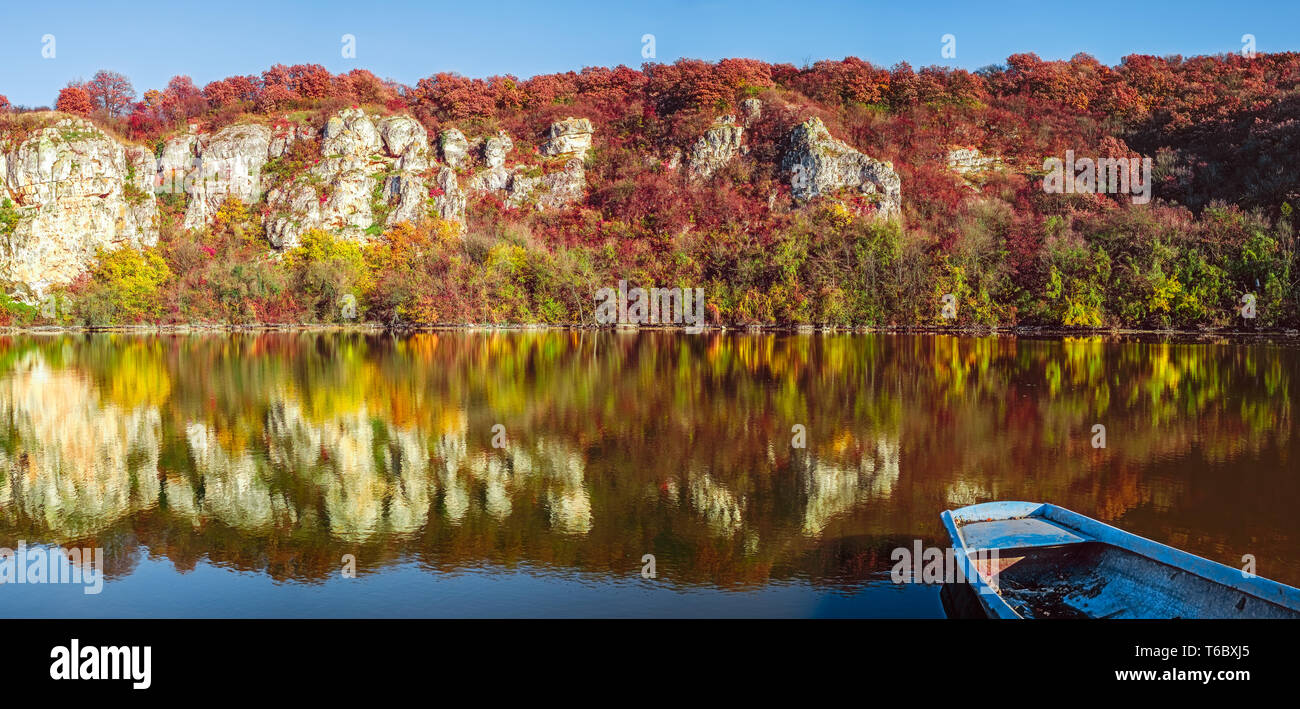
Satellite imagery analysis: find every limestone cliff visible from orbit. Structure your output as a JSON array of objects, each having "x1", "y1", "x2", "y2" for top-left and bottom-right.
[
  {"x1": 1, "y1": 107, "x2": 906, "y2": 299},
  {"x1": 0, "y1": 116, "x2": 157, "y2": 298},
  {"x1": 781, "y1": 117, "x2": 901, "y2": 217}
]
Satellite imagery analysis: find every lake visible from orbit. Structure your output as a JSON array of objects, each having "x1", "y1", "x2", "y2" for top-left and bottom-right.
[{"x1": 0, "y1": 331, "x2": 1295, "y2": 617}]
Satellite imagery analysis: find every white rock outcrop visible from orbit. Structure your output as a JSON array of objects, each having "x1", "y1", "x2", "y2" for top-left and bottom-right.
[
  {"x1": 182, "y1": 123, "x2": 272, "y2": 230},
  {"x1": 429, "y1": 167, "x2": 466, "y2": 222},
  {"x1": 265, "y1": 108, "x2": 459, "y2": 249},
  {"x1": 781, "y1": 117, "x2": 901, "y2": 217},
  {"x1": 159, "y1": 131, "x2": 198, "y2": 186},
  {"x1": 540, "y1": 117, "x2": 594, "y2": 160},
  {"x1": 515, "y1": 160, "x2": 587, "y2": 210},
  {"x1": 469, "y1": 130, "x2": 516, "y2": 193},
  {"x1": 466, "y1": 120, "x2": 594, "y2": 211},
  {"x1": 946, "y1": 146, "x2": 1002, "y2": 190},
  {"x1": 688, "y1": 116, "x2": 743, "y2": 180},
  {"x1": 0, "y1": 108, "x2": 607, "y2": 295},
  {"x1": 379, "y1": 115, "x2": 430, "y2": 169},
  {"x1": 0, "y1": 116, "x2": 158, "y2": 298},
  {"x1": 438, "y1": 128, "x2": 469, "y2": 168}
]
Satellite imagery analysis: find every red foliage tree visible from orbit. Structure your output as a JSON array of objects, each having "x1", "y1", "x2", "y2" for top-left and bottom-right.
[
  {"x1": 644, "y1": 58, "x2": 773, "y2": 116},
  {"x1": 161, "y1": 75, "x2": 207, "y2": 121},
  {"x1": 203, "y1": 79, "x2": 240, "y2": 108},
  {"x1": 256, "y1": 83, "x2": 298, "y2": 112},
  {"x1": 56, "y1": 85, "x2": 94, "y2": 116},
  {"x1": 336, "y1": 69, "x2": 396, "y2": 106},
  {"x1": 85, "y1": 70, "x2": 136, "y2": 116},
  {"x1": 411, "y1": 72, "x2": 496, "y2": 121},
  {"x1": 262, "y1": 63, "x2": 334, "y2": 100},
  {"x1": 226, "y1": 75, "x2": 261, "y2": 102},
  {"x1": 789, "y1": 57, "x2": 890, "y2": 106}
]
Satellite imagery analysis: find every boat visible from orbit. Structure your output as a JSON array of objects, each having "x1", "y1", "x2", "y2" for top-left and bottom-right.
[{"x1": 939, "y1": 501, "x2": 1300, "y2": 619}]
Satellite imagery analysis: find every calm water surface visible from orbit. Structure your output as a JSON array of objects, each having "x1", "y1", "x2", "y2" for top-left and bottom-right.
[{"x1": 0, "y1": 332, "x2": 1295, "y2": 617}]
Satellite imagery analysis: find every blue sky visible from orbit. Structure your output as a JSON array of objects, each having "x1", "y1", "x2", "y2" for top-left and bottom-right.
[{"x1": 1, "y1": 0, "x2": 1298, "y2": 107}]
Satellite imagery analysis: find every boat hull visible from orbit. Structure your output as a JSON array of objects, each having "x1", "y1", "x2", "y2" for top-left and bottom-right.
[{"x1": 941, "y1": 502, "x2": 1300, "y2": 619}]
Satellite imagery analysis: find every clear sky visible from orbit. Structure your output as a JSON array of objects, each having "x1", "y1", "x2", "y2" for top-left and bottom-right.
[{"x1": 1, "y1": 0, "x2": 1298, "y2": 107}]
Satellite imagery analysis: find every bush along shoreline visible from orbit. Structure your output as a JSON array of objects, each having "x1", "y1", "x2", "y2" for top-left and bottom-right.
[
  {"x1": 2, "y1": 53, "x2": 1299, "y2": 331},
  {"x1": 4, "y1": 203, "x2": 1294, "y2": 333}
]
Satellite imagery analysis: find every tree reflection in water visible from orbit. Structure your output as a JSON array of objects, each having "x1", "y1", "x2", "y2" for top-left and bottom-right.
[{"x1": 0, "y1": 331, "x2": 1295, "y2": 590}]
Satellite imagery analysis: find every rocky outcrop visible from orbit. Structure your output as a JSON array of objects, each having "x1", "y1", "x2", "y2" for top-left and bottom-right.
[
  {"x1": 438, "y1": 128, "x2": 469, "y2": 168},
  {"x1": 0, "y1": 116, "x2": 158, "y2": 298},
  {"x1": 465, "y1": 120, "x2": 594, "y2": 211},
  {"x1": 182, "y1": 123, "x2": 272, "y2": 230},
  {"x1": 482, "y1": 130, "x2": 513, "y2": 169},
  {"x1": 781, "y1": 117, "x2": 900, "y2": 217},
  {"x1": 429, "y1": 167, "x2": 465, "y2": 222},
  {"x1": 468, "y1": 130, "x2": 515, "y2": 193},
  {"x1": 0, "y1": 107, "x2": 609, "y2": 295},
  {"x1": 505, "y1": 160, "x2": 587, "y2": 210},
  {"x1": 1, "y1": 100, "x2": 942, "y2": 297},
  {"x1": 540, "y1": 117, "x2": 594, "y2": 160},
  {"x1": 380, "y1": 115, "x2": 430, "y2": 171},
  {"x1": 265, "y1": 108, "x2": 457, "y2": 249},
  {"x1": 159, "y1": 130, "x2": 198, "y2": 186},
  {"x1": 688, "y1": 116, "x2": 743, "y2": 180},
  {"x1": 946, "y1": 146, "x2": 1002, "y2": 189}
]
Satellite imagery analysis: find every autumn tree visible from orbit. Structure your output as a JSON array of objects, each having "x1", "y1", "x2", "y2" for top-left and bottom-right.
[
  {"x1": 85, "y1": 70, "x2": 136, "y2": 116},
  {"x1": 261, "y1": 63, "x2": 334, "y2": 100},
  {"x1": 410, "y1": 72, "x2": 495, "y2": 121},
  {"x1": 643, "y1": 58, "x2": 774, "y2": 116},
  {"x1": 333, "y1": 69, "x2": 397, "y2": 106},
  {"x1": 256, "y1": 83, "x2": 298, "y2": 112},
  {"x1": 56, "y1": 85, "x2": 94, "y2": 115},
  {"x1": 160, "y1": 75, "x2": 207, "y2": 120},
  {"x1": 0, "y1": 94, "x2": 10, "y2": 112},
  {"x1": 202, "y1": 79, "x2": 239, "y2": 108}
]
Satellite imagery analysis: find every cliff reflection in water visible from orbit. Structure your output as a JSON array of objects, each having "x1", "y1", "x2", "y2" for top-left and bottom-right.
[{"x1": 0, "y1": 331, "x2": 1296, "y2": 589}]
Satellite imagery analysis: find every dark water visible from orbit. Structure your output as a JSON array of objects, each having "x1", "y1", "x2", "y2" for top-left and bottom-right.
[{"x1": 0, "y1": 331, "x2": 1295, "y2": 617}]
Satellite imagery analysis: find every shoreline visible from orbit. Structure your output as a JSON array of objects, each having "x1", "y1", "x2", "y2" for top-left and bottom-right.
[{"x1": 2, "y1": 322, "x2": 1299, "y2": 339}]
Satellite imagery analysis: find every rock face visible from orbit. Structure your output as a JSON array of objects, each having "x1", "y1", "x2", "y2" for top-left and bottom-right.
[
  {"x1": 535, "y1": 161, "x2": 587, "y2": 209},
  {"x1": 469, "y1": 130, "x2": 516, "y2": 193},
  {"x1": 265, "y1": 108, "x2": 455, "y2": 249},
  {"x1": 466, "y1": 119, "x2": 594, "y2": 211},
  {"x1": 183, "y1": 123, "x2": 272, "y2": 230},
  {"x1": 504, "y1": 160, "x2": 587, "y2": 210},
  {"x1": 159, "y1": 131, "x2": 198, "y2": 187},
  {"x1": 0, "y1": 102, "x2": 909, "y2": 297},
  {"x1": 946, "y1": 146, "x2": 1002, "y2": 189},
  {"x1": 688, "y1": 116, "x2": 743, "y2": 180},
  {"x1": 482, "y1": 130, "x2": 513, "y2": 169},
  {"x1": 438, "y1": 128, "x2": 469, "y2": 168},
  {"x1": 0, "y1": 109, "x2": 604, "y2": 296},
  {"x1": 429, "y1": 167, "x2": 466, "y2": 222},
  {"x1": 540, "y1": 117, "x2": 594, "y2": 160},
  {"x1": 380, "y1": 116, "x2": 430, "y2": 169},
  {"x1": 0, "y1": 116, "x2": 158, "y2": 298},
  {"x1": 781, "y1": 117, "x2": 901, "y2": 218}
]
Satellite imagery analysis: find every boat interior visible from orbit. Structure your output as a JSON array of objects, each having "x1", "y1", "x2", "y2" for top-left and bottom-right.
[{"x1": 958, "y1": 515, "x2": 1300, "y2": 619}]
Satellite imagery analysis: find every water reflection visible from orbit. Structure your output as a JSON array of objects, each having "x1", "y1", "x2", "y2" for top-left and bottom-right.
[{"x1": 0, "y1": 332, "x2": 1296, "y2": 597}]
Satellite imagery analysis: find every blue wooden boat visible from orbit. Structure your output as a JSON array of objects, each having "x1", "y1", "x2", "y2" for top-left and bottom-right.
[{"x1": 940, "y1": 501, "x2": 1300, "y2": 619}]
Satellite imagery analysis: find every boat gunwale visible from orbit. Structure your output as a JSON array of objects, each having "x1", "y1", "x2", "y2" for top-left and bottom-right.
[{"x1": 942, "y1": 501, "x2": 1300, "y2": 618}]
